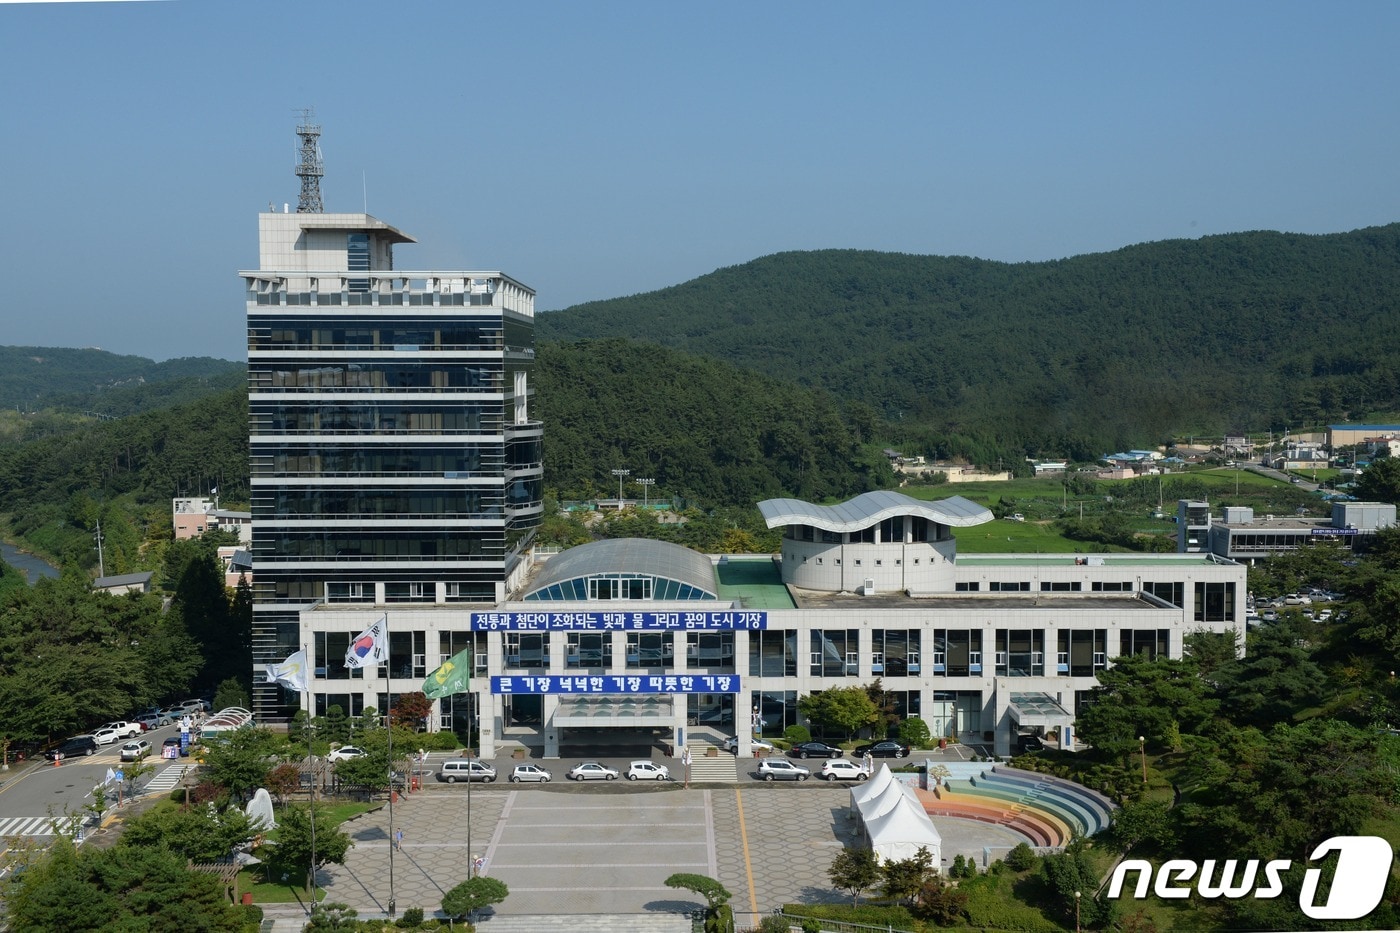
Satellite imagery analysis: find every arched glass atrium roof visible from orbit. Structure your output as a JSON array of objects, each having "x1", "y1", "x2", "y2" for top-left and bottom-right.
[
  {"x1": 523, "y1": 538, "x2": 718, "y2": 601},
  {"x1": 758, "y1": 490, "x2": 994, "y2": 532}
]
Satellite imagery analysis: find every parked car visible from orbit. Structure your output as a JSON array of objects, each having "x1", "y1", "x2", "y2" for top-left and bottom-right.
[
  {"x1": 135, "y1": 712, "x2": 165, "y2": 731},
  {"x1": 757, "y1": 758, "x2": 810, "y2": 781},
  {"x1": 119, "y1": 739, "x2": 152, "y2": 761},
  {"x1": 162, "y1": 736, "x2": 189, "y2": 757},
  {"x1": 179, "y1": 699, "x2": 211, "y2": 714},
  {"x1": 92, "y1": 727, "x2": 123, "y2": 746},
  {"x1": 790, "y1": 741, "x2": 843, "y2": 759},
  {"x1": 724, "y1": 737, "x2": 775, "y2": 754},
  {"x1": 820, "y1": 759, "x2": 870, "y2": 782},
  {"x1": 852, "y1": 741, "x2": 911, "y2": 759},
  {"x1": 100, "y1": 721, "x2": 141, "y2": 740},
  {"x1": 627, "y1": 761, "x2": 670, "y2": 781},
  {"x1": 567, "y1": 761, "x2": 619, "y2": 781},
  {"x1": 327, "y1": 746, "x2": 366, "y2": 763},
  {"x1": 436, "y1": 759, "x2": 497, "y2": 783},
  {"x1": 46, "y1": 736, "x2": 99, "y2": 760},
  {"x1": 509, "y1": 763, "x2": 552, "y2": 783},
  {"x1": 1017, "y1": 735, "x2": 1045, "y2": 753}
]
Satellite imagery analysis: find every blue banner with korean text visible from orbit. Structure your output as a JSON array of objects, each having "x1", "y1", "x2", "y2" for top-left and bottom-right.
[
  {"x1": 470, "y1": 610, "x2": 766, "y2": 631},
  {"x1": 491, "y1": 674, "x2": 741, "y2": 695}
]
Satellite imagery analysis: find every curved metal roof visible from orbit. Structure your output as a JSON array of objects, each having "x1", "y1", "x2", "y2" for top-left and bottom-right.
[
  {"x1": 524, "y1": 538, "x2": 718, "y2": 599},
  {"x1": 758, "y1": 490, "x2": 993, "y2": 532}
]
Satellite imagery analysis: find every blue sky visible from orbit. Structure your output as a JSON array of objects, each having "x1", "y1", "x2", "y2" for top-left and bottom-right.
[{"x1": 2, "y1": 1, "x2": 1398, "y2": 361}]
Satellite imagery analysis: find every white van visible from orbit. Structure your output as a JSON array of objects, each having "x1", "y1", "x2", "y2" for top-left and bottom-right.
[{"x1": 436, "y1": 759, "x2": 497, "y2": 784}]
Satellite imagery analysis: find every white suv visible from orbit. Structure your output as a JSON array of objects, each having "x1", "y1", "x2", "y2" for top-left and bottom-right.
[
  {"x1": 757, "y1": 758, "x2": 810, "y2": 781},
  {"x1": 820, "y1": 759, "x2": 870, "y2": 782}
]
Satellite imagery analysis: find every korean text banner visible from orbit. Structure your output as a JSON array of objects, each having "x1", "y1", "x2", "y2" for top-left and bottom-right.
[
  {"x1": 492, "y1": 674, "x2": 741, "y2": 694},
  {"x1": 471, "y1": 610, "x2": 766, "y2": 632}
]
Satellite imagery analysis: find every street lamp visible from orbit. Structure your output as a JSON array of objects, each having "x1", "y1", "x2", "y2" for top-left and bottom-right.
[
  {"x1": 1075, "y1": 890, "x2": 1082, "y2": 933},
  {"x1": 611, "y1": 468, "x2": 630, "y2": 508},
  {"x1": 636, "y1": 477, "x2": 654, "y2": 510},
  {"x1": 1139, "y1": 735, "x2": 1147, "y2": 784}
]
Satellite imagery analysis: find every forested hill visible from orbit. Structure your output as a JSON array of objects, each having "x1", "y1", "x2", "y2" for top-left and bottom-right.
[
  {"x1": 535, "y1": 339, "x2": 891, "y2": 504},
  {"x1": 0, "y1": 347, "x2": 242, "y2": 414},
  {"x1": 537, "y1": 224, "x2": 1400, "y2": 453}
]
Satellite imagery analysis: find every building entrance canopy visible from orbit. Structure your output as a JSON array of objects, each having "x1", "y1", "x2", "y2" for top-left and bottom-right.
[
  {"x1": 553, "y1": 694, "x2": 676, "y2": 727},
  {"x1": 1008, "y1": 692, "x2": 1073, "y2": 729}
]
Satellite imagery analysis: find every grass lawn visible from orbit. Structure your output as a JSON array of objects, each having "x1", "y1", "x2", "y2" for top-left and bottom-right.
[{"x1": 953, "y1": 519, "x2": 1104, "y2": 554}]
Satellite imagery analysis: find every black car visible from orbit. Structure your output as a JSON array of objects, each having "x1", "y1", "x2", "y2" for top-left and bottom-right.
[
  {"x1": 790, "y1": 741, "x2": 843, "y2": 759},
  {"x1": 853, "y1": 741, "x2": 911, "y2": 759},
  {"x1": 46, "y1": 736, "x2": 99, "y2": 760},
  {"x1": 1017, "y1": 735, "x2": 1045, "y2": 753}
]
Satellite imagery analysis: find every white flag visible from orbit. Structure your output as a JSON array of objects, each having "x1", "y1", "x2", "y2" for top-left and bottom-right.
[
  {"x1": 344, "y1": 617, "x2": 389, "y2": 669},
  {"x1": 101, "y1": 767, "x2": 116, "y2": 788},
  {"x1": 265, "y1": 649, "x2": 309, "y2": 692}
]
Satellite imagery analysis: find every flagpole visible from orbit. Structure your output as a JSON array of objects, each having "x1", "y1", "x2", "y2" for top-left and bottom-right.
[
  {"x1": 305, "y1": 643, "x2": 316, "y2": 914},
  {"x1": 385, "y1": 613, "x2": 395, "y2": 919}
]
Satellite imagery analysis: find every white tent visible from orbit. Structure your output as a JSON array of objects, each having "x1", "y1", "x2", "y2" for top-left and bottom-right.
[
  {"x1": 849, "y1": 763, "x2": 895, "y2": 814},
  {"x1": 864, "y1": 795, "x2": 942, "y2": 866},
  {"x1": 857, "y1": 777, "x2": 922, "y2": 823}
]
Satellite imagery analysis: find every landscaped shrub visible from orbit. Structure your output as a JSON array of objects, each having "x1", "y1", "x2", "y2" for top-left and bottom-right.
[
  {"x1": 897, "y1": 716, "x2": 932, "y2": 748},
  {"x1": 396, "y1": 906, "x2": 425, "y2": 927},
  {"x1": 783, "y1": 724, "x2": 811, "y2": 744},
  {"x1": 755, "y1": 915, "x2": 791, "y2": 932},
  {"x1": 1004, "y1": 842, "x2": 1038, "y2": 872},
  {"x1": 780, "y1": 903, "x2": 917, "y2": 930}
]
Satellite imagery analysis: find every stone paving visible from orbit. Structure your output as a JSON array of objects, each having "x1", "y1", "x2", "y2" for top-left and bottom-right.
[{"x1": 274, "y1": 757, "x2": 1031, "y2": 930}]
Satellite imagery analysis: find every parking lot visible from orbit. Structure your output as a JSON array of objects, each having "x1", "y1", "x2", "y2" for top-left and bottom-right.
[{"x1": 307, "y1": 751, "x2": 1028, "y2": 928}]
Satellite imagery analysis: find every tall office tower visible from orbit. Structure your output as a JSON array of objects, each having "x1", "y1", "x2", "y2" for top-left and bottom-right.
[{"x1": 243, "y1": 164, "x2": 542, "y2": 721}]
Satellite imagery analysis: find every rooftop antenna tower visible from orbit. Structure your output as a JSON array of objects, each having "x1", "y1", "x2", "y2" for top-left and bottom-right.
[{"x1": 295, "y1": 109, "x2": 324, "y2": 213}]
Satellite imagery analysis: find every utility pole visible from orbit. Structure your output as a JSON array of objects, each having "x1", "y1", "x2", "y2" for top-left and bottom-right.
[{"x1": 94, "y1": 518, "x2": 105, "y2": 578}]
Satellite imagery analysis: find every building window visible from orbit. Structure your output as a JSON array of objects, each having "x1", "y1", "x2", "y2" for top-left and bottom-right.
[
  {"x1": 1193, "y1": 582, "x2": 1237, "y2": 622},
  {"x1": 626, "y1": 632, "x2": 673, "y2": 669},
  {"x1": 686, "y1": 632, "x2": 734, "y2": 667},
  {"x1": 1040, "y1": 581, "x2": 1081, "y2": 592},
  {"x1": 810, "y1": 629, "x2": 858, "y2": 677},
  {"x1": 389, "y1": 629, "x2": 427, "y2": 679},
  {"x1": 932, "y1": 630, "x2": 983, "y2": 676},
  {"x1": 1056, "y1": 629, "x2": 1108, "y2": 677},
  {"x1": 871, "y1": 630, "x2": 920, "y2": 676},
  {"x1": 749, "y1": 630, "x2": 798, "y2": 677},
  {"x1": 504, "y1": 632, "x2": 548, "y2": 670},
  {"x1": 385, "y1": 581, "x2": 434, "y2": 603},
  {"x1": 989, "y1": 581, "x2": 1030, "y2": 592},
  {"x1": 1091, "y1": 581, "x2": 1134, "y2": 592},
  {"x1": 1143, "y1": 581, "x2": 1183, "y2": 608},
  {"x1": 995, "y1": 629, "x2": 1045, "y2": 676},
  {"x1": 1119, "y1": 629, "x2": 1171, "y2": 659},
  {"x1": 955, "y1": 581, "x2": 980, "y2": 592},
  {"x1": 326, "y1": 582, "x2": 370, "y2": 603},
  {"x1": 314, "y1": 631, "x2": 364, "y2": 681},
  {"x1": 567, "y1": 632, "x2": 612, "y2": 668}
]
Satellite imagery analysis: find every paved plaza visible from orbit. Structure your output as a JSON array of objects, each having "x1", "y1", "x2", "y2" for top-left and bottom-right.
[{"x1": 279, "y1": 770, "x2": 1028, "y2": 930}]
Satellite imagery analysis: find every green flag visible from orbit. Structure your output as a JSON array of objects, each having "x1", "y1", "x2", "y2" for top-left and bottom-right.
[{"x1": 422, "y1": 646, "x2": 473, "y2": 699}]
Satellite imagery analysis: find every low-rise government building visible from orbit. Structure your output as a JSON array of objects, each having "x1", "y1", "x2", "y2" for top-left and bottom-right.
[{"x1": 285, "y1": 490, "x2": 1247, "y2": 759}]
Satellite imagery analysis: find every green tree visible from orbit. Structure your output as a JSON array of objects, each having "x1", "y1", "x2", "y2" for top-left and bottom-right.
[
  {"x1": 5, "y1": 836, "x2": 248, "y2": 932},
  {"x1": 266, "y1": 803, "x2": 351, "y2": 894},
  {"x1": 1357, "y1": 456, "x2": 1400, "y2": 505},
  {"x1": 1075, "y1": 654, "x2": 1218, "y2": 762},
  {"x1": 1040, "y1": 837, "x2": 1114, "y2": 928},
  {"x1": 213, "y1": 676, "x2": 250, "y2": 712},
  {"x1": 119, "y1": 800, "x2": 259, "y2": 863},
  {"x1": 197, "y1": 726, "x2": 283, "y2": 802},
  {"x1": 881, "y1": 846, "x2": 934, "y2": 903},
  {"x1": 915, "y1": 875, "x2": 969, "y2": 926},
  {"x1": 798, "y1": 686, "x2": 880, "y2": 740},
  {"x1": 828, "y1": 846, "x2": 881, "y2": 904},
  {"x1": 441, "y1": 876, "x2": 510, "y2": 922},
  {"x1": 663, "y1": 872, "x2": 731, "y2": 910},
  {"x1": 896, "y1": 716, "x2": 932, "y2": 748}
]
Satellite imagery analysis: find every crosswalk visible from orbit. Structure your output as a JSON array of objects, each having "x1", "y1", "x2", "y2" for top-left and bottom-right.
[
  {"x1": 0, "y1": 816, "x2": 60, "y2": 838},
  {"x1": 142, "y1": 763, "x2": 192, "y2": 794}
]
